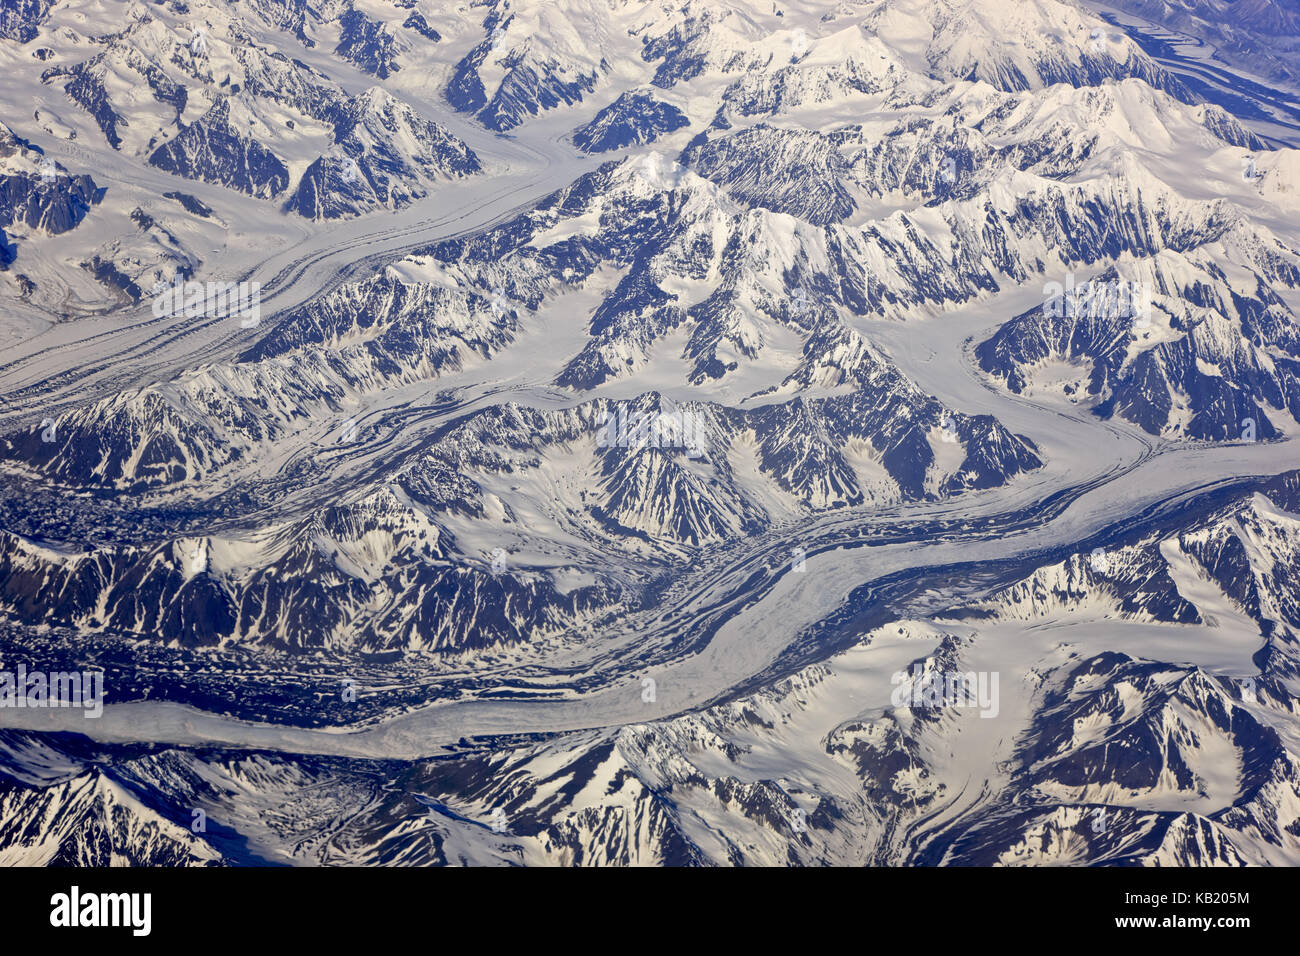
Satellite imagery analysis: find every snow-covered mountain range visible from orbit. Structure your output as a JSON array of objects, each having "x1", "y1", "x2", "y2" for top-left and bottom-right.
[
  {"x1": 1091, "y1": 0, "x2": 1300, "y2": 86},
  {"x1": 0, "y1": 0, "x2": 1297, "y2": 868}
]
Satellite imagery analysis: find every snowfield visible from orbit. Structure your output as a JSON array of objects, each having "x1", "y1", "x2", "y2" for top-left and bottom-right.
[{"x1": 0, "y1": 0, "x2": 1298, "y2": 866}]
